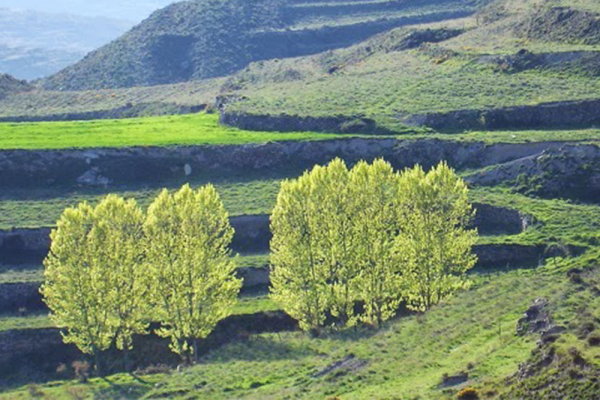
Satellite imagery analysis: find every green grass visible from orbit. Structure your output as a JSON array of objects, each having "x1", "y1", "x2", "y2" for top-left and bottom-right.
[
  {"x1": 0, "y1": 254, "x2": 269, "y2": 285},
  {"x1": 0, "y1": 174, "x2": 284, "y2": 229},
  {"x1": 0, "y1": 313, "x2": 52, "y2": 332},
  {"x1": 469, "y1": 186, "x2": 600, "y2": 247},
  {"x1": 0, "y1": 113, "x2": 361, "y2": 150},
  {"x1": 3, "y1": 252, "x2": 592, "y2": 399},
  {"x1": 230, "y1": 51, "x2": 600, "y2": 125},
  {"x1": 3, "y1": 173, "x2": 600, "y2": 252},
  {"x1": 0, "y1": 267, "x2": 42, "y2": 283},
  {"x1": 0, "y1": 289, "x2": 279, "y2": 333}
]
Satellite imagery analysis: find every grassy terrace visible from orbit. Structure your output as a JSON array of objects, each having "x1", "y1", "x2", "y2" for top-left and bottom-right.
[
  {"x1": 0, "y1": 295, "x2": 278, "y2": 333},
  {"x1": 0, "y1": 112, "x2": 599, "y2": 151},
  {"x1": 2, "y1": 174, "x2": 600, "y2": 249},
  {"x1": 0, "y1": 113, "x2": 357, "y2": 150},
  {"x1": 0, "y1": 254, "x2": 270, "y2": 285},
  {"x1": 0, "y1": 174, "x2": 283, "y2": 229},
  {"x1": 3, "y1": 252, "x2": 598, "y2": 399},
  {"x1": 228, "y1": 51, "x2": 600, "y2": 123}
]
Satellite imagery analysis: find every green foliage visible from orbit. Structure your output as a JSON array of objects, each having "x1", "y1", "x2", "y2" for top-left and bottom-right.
[
  {"x1": 397, "y1": 162, "x2": 478, "y2": 311},
  {"x1": 270, "y1": 169, "x2": 331, "y2": 332},
  {"x1": 144, "y1": 184, "x2": 242, "y2": 361},
  {"x1": 92, "y1": 195, "x2": 147, "y2": 353},
  {"x1": 271, "y1": 159, "x2": 477, "y2": 331},
  {"x1": 350, "y1": 160, "x2": 403, "y2": 326},
  {"x1": 41, "y1": 195, "x2": 147, "y2": 358}
]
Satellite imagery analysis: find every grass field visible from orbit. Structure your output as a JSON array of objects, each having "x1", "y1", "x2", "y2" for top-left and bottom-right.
[
  {"x1": 0, "y1": 174, "x2": 284, "y2": 229},
  {"x1": 229, "y1": 51, "x2": 600, "y2": 123},
  {"x1": 3, "y1": 251, "x2": 596, "y2": 399},
  {"x1": 0, "y1": 113, "x2": 362, "y2": 150},
  {"x1": 1, "y1": 111, "x2": 599, "y2": 152}
]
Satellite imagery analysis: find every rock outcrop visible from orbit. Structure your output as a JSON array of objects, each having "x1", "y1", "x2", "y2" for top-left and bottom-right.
[{"x1": 467, "y1": 144, "x2": 600, "y2": 202}]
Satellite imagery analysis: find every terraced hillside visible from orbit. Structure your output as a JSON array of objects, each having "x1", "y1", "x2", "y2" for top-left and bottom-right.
[
  {"x1": 0, "y1": 0, "x2": 599, "y2": 397},
  {"x1": 219, "y1": 0, "x2": 600, "y2": 132},
  {"x1": 1, "y1": 109, "x2": 600, "y2": 397},
  {"x1": 1, "y1": 0, "x2": 597, "y2": 132},
  {"x1": 41, "y1": 0, "x2": 484, "y2": 91}
]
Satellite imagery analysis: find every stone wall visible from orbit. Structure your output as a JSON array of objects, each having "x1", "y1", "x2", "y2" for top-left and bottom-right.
[
  {"x1": 0, "y1": 139, "x2": 569, "y2": 189},
  {"x1": 402, "y1": 99, "x2": 600, "y2": 131}
]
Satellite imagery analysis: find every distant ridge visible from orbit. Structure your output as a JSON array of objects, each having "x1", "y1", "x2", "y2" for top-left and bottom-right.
[{"x1": 0, "y1": 74, "x2": 31, "y2": 100}]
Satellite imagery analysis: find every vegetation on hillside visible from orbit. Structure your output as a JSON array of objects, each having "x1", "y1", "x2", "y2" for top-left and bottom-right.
[
  {"x1": 4, "y1": 252, "x2": 598, "y2": 398},
  {"x1": 41, "y1": 0, "x2": 484, "y2": 91},
  {"x1": 42, "y1": 185, "x2": 242, "y2": 367},
  {"x1": 271, "y1": 159, "x2": 476, "y2": 331}
]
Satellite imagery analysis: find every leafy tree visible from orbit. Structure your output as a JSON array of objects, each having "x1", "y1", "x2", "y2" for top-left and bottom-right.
[
  {"x1": 145, "y1": 184, "x2": 241, "y2": 362},
  {"x1": 91, "y1": 195, "x2": 147, "y2": 368},
  {"x1": 310, "y1": 159, "x2": 357, "y2": 326},
  {"x1": 270, "y1": 169, "x2": 331, "y2": 333},
  {"x1": 397, "y1": 162, "x2": 477, "y2": 312},
  {"x1": 41, "y1": 195, "x2": 147, "y2": 372},
  {"x1": 271, "y1": 159, "x2": 358, "y2": 332},
  {"x1": 350, "y1": 159, "x2": 404, "y2": 327}
]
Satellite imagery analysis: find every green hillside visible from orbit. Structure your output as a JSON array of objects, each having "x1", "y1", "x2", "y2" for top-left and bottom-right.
[
  {"x1": 41, "y1": 0, "x2": 485, "y2": 90},
  {"x1": 0, "y1": 0, "x2": 599, "y2": 398}
]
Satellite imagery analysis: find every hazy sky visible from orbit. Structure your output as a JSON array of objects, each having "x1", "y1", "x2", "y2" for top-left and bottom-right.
[{"x1": 2, "y1": 0, "x2": 177, "y2": 22}]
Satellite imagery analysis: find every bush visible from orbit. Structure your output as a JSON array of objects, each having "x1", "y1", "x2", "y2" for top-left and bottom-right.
[{"x1": 457, "y1": 387, "x2": 479, "y2": 400}]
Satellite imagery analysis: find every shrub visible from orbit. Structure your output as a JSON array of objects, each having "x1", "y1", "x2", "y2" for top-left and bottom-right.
[{"x1": 457, "y1": 387, "x2": 479, "y2": 400}]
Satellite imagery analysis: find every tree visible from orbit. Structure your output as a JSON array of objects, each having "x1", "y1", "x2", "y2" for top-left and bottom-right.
[
  {"x1": 91, "y1": 195, "x2": 147, "y2": 369},
  {"x1": 397, "y1": 162, "x2": 477, "y2": 312},
  {"x1": 350, "y1": 159, "x2": 404, "y2": 327},
  {"x1": 41, "y1": 195, "x2": 147, "y2": 373},
  {"x1": 270, "y1": 174, "x2": 329, "y2": 333},
  {"x1": 270, "y1": 159, "x2": 358, "y2": 332},
  {"x1": 144, "y1": 184, "x2": 241, "y2": 362}
]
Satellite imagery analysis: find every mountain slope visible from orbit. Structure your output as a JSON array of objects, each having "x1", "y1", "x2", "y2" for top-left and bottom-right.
[
  {"x1": 0, "y1": 74, "x2": 31, "y2": 100},
  {"x1": 41, "y1": 0, "x2": 485, "y2": 90}
]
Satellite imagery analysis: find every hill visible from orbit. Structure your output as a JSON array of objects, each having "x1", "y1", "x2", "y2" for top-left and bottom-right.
[
  {"x1": 0, "y1": 74, "x2": 31, "y2": 100},
  {"x1": 0, "y1": 8, "x2": 132, "y2": 80},
  {"x1": 0, "y1": 0, "x2": 594, "y2": 129},
  {"x1": 218, "y1": 0, "x2": 600, "y2": 131},
  {"x1": 41, "y1": 0, "x2": 486, "y2": 90}
]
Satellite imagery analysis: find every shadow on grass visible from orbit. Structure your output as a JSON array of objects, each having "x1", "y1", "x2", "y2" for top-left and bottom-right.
[{"x1": 205, "y1": 334, "x2": 317, "y2": 363}]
